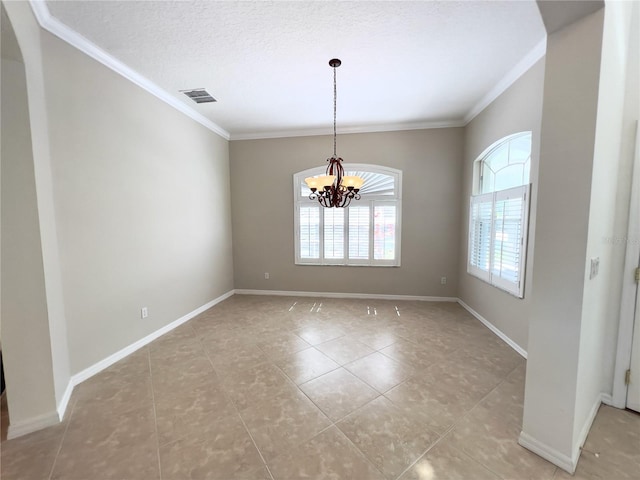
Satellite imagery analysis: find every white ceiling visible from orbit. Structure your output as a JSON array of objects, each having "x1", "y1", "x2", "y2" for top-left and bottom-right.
[{"x1": 42, "y1": 1, "x2": 546, "y2": 139}]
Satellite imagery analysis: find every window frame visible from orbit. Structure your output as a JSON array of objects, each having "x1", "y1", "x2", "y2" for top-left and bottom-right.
[
  {"x1": 468, "y1": 132, "x2": 532, "y2": 298},
  {"x1": 293, "y1": 164, "x2": 402, "y2": 267}
]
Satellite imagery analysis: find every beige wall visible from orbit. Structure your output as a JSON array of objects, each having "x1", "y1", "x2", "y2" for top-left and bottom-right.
[
  {"x1": 1, "y1": 6, "x2": 58, "y2": 427},
  {"x1": 575, "y1": 0, "x2": 639, "y2": 446},
  {"x1": 230, "y1": 129, "x2": 463, "y2": 296},
  {"x1": 458, "y1": 59, "x2": 546, "y2": 351},
  {"x1": 522, "y1": 9, "x2": 604, "y2": 466},
  {"x1": 38, "y1": 31, "x2": 234, "y2": 374}
]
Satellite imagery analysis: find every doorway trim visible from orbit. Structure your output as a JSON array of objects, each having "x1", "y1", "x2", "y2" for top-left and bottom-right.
[{"x1": 612, "y1": 121, "x2": 640, "y2": 408}]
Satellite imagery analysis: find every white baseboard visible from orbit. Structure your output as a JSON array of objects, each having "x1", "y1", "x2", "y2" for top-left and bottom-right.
[
  {"x1": 600, "y1": 393, "x2": 614, "y2": 406},
  {"x1": 7, "y1": 410, "x2": 60, "y2": 440},
  {"x1": 518, "y1": 431, "x2": 577, "y2": 474},
  {"x1": 56, "y1": 380, "x2": 74, "y2": 421},
  {"x1": 9, "y1": 291, "x2": 234, "y2": 439},
  {"x1": 574, "y1": 393, "x2": 605, "y2": 458},
  {"x1": 519, "y1": 393, "x2": 607, "y2": 474},
  {"x1": 234, "y1": 289, "x2": 458, "y2": 302},
  {"x1": 457, "y1": 298, "x2": 527, "y2": 358},
  {"x1": 70, "y1": 290, "x2": 234, "y2": 386}
]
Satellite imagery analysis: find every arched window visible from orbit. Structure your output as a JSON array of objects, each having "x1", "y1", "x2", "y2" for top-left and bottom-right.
[
  {"x1": 468, "y1": 132, "x2": 532, "y2": 297},
  {"x1": 477, "y1": 132, "x2": 531, "y2": 194},
  {"x1": 293, "y1": 164, "x2": 402, "y2": 266}
]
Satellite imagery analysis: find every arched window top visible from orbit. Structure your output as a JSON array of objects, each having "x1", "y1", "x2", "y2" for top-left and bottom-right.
[
  {"x1": 295, "y1": 164, "x2": 401, "y2": 199},
  {"x1": 475, "y1": 132, "x2": 531, "y2": 194}
]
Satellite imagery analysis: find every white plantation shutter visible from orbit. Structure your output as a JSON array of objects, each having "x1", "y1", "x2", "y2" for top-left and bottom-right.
[
  {"x1": 374, "y1": 205, "x2": 397, "y2": 261},
  {"x1": 468, "y1": 193, "x2": 493, "y2": 282},
  {"x1": 468, "y1": 185, "x2": 530, "y2": 297},
  {"x1": 348, "y1": 206, "x2": 370, "y2": 260},
  {"x1": 491, "y1": 186, "x2": 529, "y2": 296},
  {"x1": 299, "y1": 206, "x2": 320, "y2": 260},
  {"x1": 294, "y1": 164, "x2": 401, "y2": 266},
  {"x1": 324, "y1": 208, "x2": 344, "y2": 259}
]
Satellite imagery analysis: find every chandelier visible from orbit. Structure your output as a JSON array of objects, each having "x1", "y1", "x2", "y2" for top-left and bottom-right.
[{"x1": 304, "y1": 59, "x2": 364, "y2": 208}]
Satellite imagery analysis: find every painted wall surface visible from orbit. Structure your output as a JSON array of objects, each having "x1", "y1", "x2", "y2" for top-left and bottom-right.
[
  {"x1": 522, "y1": 9, "x2": 604, "y2": 463},
  {"x1": 458, "y1": 59, "x2": 545, "y2": 351},
  {"x1": 1, "y1": 22, "x2": 58, "y2": 424},
  {"x1": 3, "y1": 0, "x2": 72, "y2": 415},
  {"x1": 230, "y1": 129, "x2": 464, "y2": 297},
  {"x1": 39, "y1": 31, "x2": 234, "y2": 374},
  {"x1": 574, "y1": 0, "x2": 639, "y2": 444}
]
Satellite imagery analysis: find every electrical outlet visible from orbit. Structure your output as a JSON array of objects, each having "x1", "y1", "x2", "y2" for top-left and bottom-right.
[
  {"x1": 440, "y1": 276, "x2": 447, "y2": 285},
  {"x1": 264, "y1": 272, "x2": 270, "y2": 279},
  {"x1": 141, "y1": 307, "x2": 148, "y2": 319}
]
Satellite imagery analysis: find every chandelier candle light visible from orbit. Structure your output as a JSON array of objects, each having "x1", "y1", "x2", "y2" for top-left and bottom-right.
[{"x1": 305, "y1": 59, "x2": 364, "y2": 208}]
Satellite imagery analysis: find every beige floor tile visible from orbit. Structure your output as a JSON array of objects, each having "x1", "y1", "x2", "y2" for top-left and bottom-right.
[
  {"x1": 208, "y1": 344, "x2": 269, "y2": 374},
  {"x1": 149, "y1": 335, "x2": 207, "y2": 366},
  {"x1": 198, "y1": 330, "x2": 257, "y2": 354},
  {"x1": 385, "y1": 375, "x2": 476, "y2": 434},
  {"x1": 268, "y1": 426, "x2": 385, "y2": 480},
  {"x1": 380, "y1": 338, "x2": 452, "y2": 370},
  {"x1": 417, "y1": 357, "x2": 503, "y2": 403},
  {"x1": 294, "y1": 325, "x2": 346, "y2": 345},
  {"x1": 240, "y1": 387, "x2": 331, "y2": 461},
  {"x1": 345, "y1": 351, "x2": 415, "y2": 393},
  {"x1": 315, "y1": 336, "x2": 375, "y2": 365},
  {"x1": 151, "y1": 355, "x2": 218, "y2": 393},
  {"x1": 554, "y1": 449, "x2": 638, "y2": 480},
  {"x1": 154, "y1": 381, "x2": 235, "y2": 445},
  {"x1": 52, "y1": 441, "x2": 159, "y2": 480},
  {"x1": 299, "y1": 368, "x2": 380, "y2": 422},
  {"x1": 397, "y1": 438, "x2": 500, "y2": 480},
  {"x1": 475, "y1": 371, "x2": 525, "y2": 428},
  {"x1": 6, "y1": 296, "x2": 638, "y2": 480},
  {"x1": 274, "y1": 347, "x2": 340, "y2": 385},
  {"x1": 455, "y1": 338, "x2": 525, "y2": 378},
  {"x1": 159, "y1": 414, "x2": 267, "y2": 480},
  {"x1": 448, "y1": 405, "x2": 556, "y2": 480},
  {"x1": 52, "y1": 406, "x2": 158, "y2": 480},
  {"x1": 582, "y1": 405, "x2": 640, "y2": 468},
  {"x1": 92, "y1": 347, "x2": 150, "y2": 382},
  {"x1": 355, "y1": 330, "x2": 399, "y2": 350},
  {"x1": 63, "y1": 404, "x2": 156, "y2": 451},
  {"x1": 337, "y1": 396, "x2": 439, "y2": 480},
  {"x1": 0, "y1": 423, "x2": 66, "y2": 480},
  {"x1": 72, "y1": 372, "x2": 153, "y2": 417},
  {"x1": 150, "y1": 325, "x2": 197, "y2": 351},
  {"x1": 218, "y1": 362, "x2": 297, "y2": 411},
  {"x1": 257, "y1": 332, "x2": 310, "y2": 359}
]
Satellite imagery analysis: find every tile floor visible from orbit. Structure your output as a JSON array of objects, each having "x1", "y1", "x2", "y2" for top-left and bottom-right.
[{"x1": 1, "y1": 295, "x2": 638, "y2": 479}]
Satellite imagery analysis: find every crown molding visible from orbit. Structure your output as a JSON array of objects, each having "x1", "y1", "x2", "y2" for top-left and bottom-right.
[
  {"x1": 30, "y1": 0, "x2": 545, "y2": 142},
  {"x1": 29, "y1": 0, "x2": 230, "y2": 140},
  {"x1": 463, "y1": 37, "x2": 547, "y2": 125},
  {"x1": 229, "y1": 119, "x2": 466, "y2": 141}
]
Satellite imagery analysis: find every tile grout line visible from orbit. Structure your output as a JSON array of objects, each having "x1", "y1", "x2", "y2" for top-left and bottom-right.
[
  {"x1": 147, "y1": 347, "x2": 163, "y2": 480},
  {"x1": 198, "y1": 326, "x2": 276, "y2": 480},
  {"x1": 390, "y1": 361, "x2": 523, "y2": 480},
  {"x1": 46, "y1": 395, "x2": 76, "y2": 480},
  {"x1": 277, "y1": 378, "x2": 388, "y2": 480}
]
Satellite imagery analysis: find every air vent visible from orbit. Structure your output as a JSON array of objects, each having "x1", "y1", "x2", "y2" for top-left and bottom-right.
[{"x1": 181, "y1": 88, "x2": 217, "y2": 104}]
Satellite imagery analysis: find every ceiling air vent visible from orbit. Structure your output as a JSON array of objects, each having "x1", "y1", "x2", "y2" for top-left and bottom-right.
[{"x1": 181, "y1": 88, "x2": 217, "y2": 104}]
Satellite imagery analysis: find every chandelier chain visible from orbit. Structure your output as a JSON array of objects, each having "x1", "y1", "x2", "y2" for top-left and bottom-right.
[
  {"x1": 333, "y1": 64, "x2": 337, "y2": 158},
  {"x1": 303, "y1": 59, "x2": 363, "y2": 208}
]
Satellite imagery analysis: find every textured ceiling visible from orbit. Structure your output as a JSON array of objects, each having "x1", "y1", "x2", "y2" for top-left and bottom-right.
[{"x1": 44, "y1": 1, "x2": 546, "y2": 139}]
